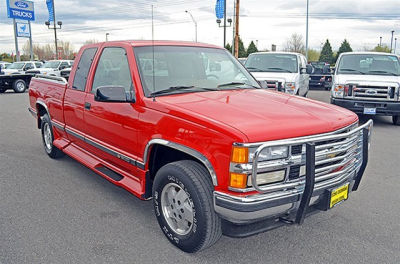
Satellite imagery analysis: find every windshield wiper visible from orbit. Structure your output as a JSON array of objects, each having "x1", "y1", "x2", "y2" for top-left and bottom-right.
[
  {"x1": 367, "y1": 70, "x2": 398, "y2": 76},
  {"x1": 150, "y1": 86, "x2": 217, "y2": 96},
  {"x1": 266, "y1": 67, "x2": 292, "y2": 73},
  {"x1": 246, "y1": 67, "x2": 263, "y2": 72},
  {"x1": 217, "y1": 82, "x2": 258, "y2": 89},
  {"x1": 339, "y1": 68, "x2": 366, "y2": 74}
]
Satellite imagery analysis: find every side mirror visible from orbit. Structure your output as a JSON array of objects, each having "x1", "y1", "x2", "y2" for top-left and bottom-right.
[
  {"x1": 95, "y1": 86, "x2": 133, "y2": 103},
  {"x1": 331, "y1": 67, "x2": 336, "y2": 74},
  {"x1": 305, "y1": 64, "x2": 313, "y2": 74}
]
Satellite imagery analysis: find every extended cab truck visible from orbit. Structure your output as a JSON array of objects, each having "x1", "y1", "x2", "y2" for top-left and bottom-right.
[
  {"x1": 26, "y1": 60, "x2": 74, "y2": 77},
  {"x1": 29, "y1": 41, "x2": 373, "y2": 253},
  {"x1": 245, "y1": 52, "x2": 312, "y2": 96},
  {"x1": 331, "y1": 52, "x2": 400, "y2": 125}
]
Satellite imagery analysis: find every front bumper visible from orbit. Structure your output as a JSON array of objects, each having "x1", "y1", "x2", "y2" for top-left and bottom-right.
[
  {"x1": 331, "y1": 98, "x2": 400, "y2": 116},
  {"x1": 214, "y1": 121, "x2": 372, "y2": 228}
]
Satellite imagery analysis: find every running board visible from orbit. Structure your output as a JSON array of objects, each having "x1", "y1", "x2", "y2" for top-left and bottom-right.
[{"x1": 95, "y1": 166, "x2": 123, "y2": 182}]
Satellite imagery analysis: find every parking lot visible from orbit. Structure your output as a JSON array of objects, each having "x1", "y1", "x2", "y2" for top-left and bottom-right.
[{"x1": 1, "y1": 90, "x2": 399, "y2": 264}]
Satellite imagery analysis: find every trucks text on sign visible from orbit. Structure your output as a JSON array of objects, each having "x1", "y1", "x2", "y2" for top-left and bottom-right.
[{"x1": 6, "y1": 0, "x2": 35, "y2": 21}]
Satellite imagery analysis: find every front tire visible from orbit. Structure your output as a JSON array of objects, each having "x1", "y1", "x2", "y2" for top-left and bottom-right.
[
  {"x1": 13, "y1": 79, "x2": 26, "y2": 93},
  {"x1": 152, "y1": 160, "x2": 222, "y2": 253},
  {"x1": 41, "y1": 114, "x2": 64, "y2": 159},
  {"x1": 393, "y1": 115, "x2": 400, "y2": 126}
]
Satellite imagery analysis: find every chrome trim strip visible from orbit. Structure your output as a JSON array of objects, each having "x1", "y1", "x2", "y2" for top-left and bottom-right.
[
  {"x1": 51, "y1": 121, "x2": 65, "y2": 131},
  {"x1": 64, "y1": 128, "x2": 145, "y2": 169},
  {"x1": 34, "y1": 75, "x2": 68, "y2": 84},
  {"x1": 143, "y1": 139, "x2": 218, "y2": 186}
]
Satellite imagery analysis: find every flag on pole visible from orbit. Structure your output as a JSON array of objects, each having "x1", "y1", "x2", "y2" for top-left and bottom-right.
[
  {"x1": 215, "y1": 0, "x2": 224, "y2": 19},
  {"x1": 46, "y1": 0, "x2": 54, "y2": 22}
]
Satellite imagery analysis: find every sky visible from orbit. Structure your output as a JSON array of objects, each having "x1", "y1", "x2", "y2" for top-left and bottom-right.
[{"x1": 0, "y1": 0, "x2": 399, "y2": 55}]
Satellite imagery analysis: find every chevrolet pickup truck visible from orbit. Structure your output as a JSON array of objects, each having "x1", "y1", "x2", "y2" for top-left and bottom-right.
[
  {"x1": 28, "y1": 40, "x2": 373, "y2": 253},
  {"x1": 331, "y1": 52, "x2": 400, "y2": 125}
]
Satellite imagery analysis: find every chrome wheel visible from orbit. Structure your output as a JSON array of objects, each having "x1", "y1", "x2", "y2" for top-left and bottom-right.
[
  {"x1": 16, "y1": 81, "x2": 25, "y2": 92},
  {"x1": 161, "y1": 182, "x2": 194, "y2": 236},
  {"x1": 43, "y1": 123, "x2": 52, "y2": 150}
]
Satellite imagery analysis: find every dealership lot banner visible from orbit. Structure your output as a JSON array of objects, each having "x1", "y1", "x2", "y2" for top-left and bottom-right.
[{"x1": 6, "y1": 0, "x2": 35, "y2": 21}]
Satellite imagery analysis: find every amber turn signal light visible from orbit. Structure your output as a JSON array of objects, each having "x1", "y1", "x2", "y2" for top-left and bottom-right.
[
  {"x1": 231, "y1": 146, "x2": 249, "y2": 163},
  {"x1": 229, "y1": 173, "x2": 248, "y2": 189}
]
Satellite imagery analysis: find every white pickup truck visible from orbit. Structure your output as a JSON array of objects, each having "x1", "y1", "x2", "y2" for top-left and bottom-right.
[
  {"x1": 245, "y1": 52, "x2": 311, "y2": 97},
  {"x1": 331, "y1": 52, "x2": 400, "y2": 125},
  {"x1": 26, "y1": 60, "x2": 73, "y2": 77}
]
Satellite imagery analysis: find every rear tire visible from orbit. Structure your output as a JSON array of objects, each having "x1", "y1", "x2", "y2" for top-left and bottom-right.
[
  {"x1": 393, "y1": 115, "x2": 400, "y2": 126},
  {"x1": 152, "y1": 160, "x2": 222, "y2": 253},
  {"x1": 0, "y1": 88, "x2": 6, "y2": 93},
  {"x1": 13, "y1": 79, "x2": 26, "y2": 93},
  {"x1": 41, "y1": 114, "x2": 64, "y2": 159}
]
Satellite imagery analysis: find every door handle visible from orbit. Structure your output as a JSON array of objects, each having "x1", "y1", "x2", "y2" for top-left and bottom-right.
[{"x1": 84, "y1": 102, "x2": 91, "y2": 110}]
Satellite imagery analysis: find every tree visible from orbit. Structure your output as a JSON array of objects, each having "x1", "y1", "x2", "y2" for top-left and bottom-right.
[
  {"x1": 284, "y1": 33, "x2": 305, "y2": 54},
  {"x1": 225, "y1": 43, "x2": 232, "y2": 53},
  {"x1": 336, "y1": 39, "x2": 352, "y2": 60},
  {"x1": 238, "y1": 37, "x2": 246, "y2": 58},
  {"x1": 371, "y1": 45, "x2": 391, "y2": 53},
  {"x1": 307, "y1": 49, "x2": 320, "y2": 62},
  {"x1": 246, "y1": 41, "x2": 258, "y2": 56},
  {"x1": 319, "y1": 39, "x2": 334, "y2": 64}
]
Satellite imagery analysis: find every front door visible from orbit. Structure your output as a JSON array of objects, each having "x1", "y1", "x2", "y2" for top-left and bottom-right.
[{"x1": 83, "y1": 45, "x2": 141, "y2": 173}]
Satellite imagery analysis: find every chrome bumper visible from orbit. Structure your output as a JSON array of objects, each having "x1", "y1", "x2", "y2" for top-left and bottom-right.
[{"x1": 215, "y1": 120, "x2": 373, "y2": 224}]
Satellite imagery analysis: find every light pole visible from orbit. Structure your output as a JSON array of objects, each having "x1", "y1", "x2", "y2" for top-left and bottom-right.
[
  {"x1": 216, "y1": 0, "x2": 232, "y2": 48},
  {"x1": 45, "y1": 0, "x2": 62, "y2": 59},
  {"x1": 395, "y1": 38, "x2": 397, "y2": 54},
  {"x1": 305, "y1": 0, "x2": 309, "y2": 61},
  {"x1": 379, "y1": 36, "x2": 382, "y2": 47},
  {"x1": 390, "y1": 30, "x2": 395, "y2": 53},
  {"x1": 185, "y1": 10, "x2": 197, "y2": 42},
  {"x1": 106, "y1": 33, "x2": 110, "y2": 42}
]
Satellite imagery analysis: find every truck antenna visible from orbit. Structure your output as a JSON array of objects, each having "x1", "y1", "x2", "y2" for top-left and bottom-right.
[{"x1": 151, "y1": 4, "x2": 156, "y2": 102}]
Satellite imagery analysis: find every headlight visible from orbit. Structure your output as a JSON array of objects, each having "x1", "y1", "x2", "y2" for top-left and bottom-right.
[
  {"x1": 285, "y1": 82, "x2": 296, "y2": 94},
  {"x1": 249, "y1": 146, "x2": 289, "y2": 162},
  {"x1": 247, "y1": 169, "x2": 286, "y2": 186},
  {"x1": 332, "y1": 84, "x2": 346, "y2": 98}
]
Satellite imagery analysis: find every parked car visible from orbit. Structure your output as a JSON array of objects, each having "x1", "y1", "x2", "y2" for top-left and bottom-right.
[
  {"x1": 26, "y1": 60, "x2": 73, "y2": 77},
  {"x1": 309, "y1": 61, "x2": 332, "y2": 90},
  {"x1": 60, "y1": 66, "x2": 72, "y2": 80},
  {"x1": 245, "y1": 52, "x2": 311, "y2": 96},
  {"x1": 0, "y1": 61, "x2": 11, "y2": 73},
  {"x1": 29, "y1": 40, "x2": 373, "y2": 253},
  {"x1": 331, "y1": 52, "x2": 400, "y2": 125},
  {"x1": 2, "y1": 61, "x2": 43, "y2": 75}
]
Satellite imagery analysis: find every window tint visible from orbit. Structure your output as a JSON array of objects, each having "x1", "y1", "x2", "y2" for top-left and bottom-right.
[
  {"x1": 25, "y1": 63, "x2": 34, "y2": 70},
  {"x1": 35, "y1": 62, "x2": 42, "y2": 68},
  {"x1": 72, "y1": 48, "x2": 98, "y2": 91},
  {"x1": 92, "y1": 47, "x2": 133, "y2": 94},
  {"x1": 60, "y1": 62, "x2": 69, "y2": 69}
]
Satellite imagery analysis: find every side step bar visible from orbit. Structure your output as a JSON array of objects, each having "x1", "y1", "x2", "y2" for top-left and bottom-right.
[{"x1": 96, "y1": 166, "x2": 124, "y2": 182}]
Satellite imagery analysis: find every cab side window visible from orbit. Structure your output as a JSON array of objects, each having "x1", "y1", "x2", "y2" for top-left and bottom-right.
[
  {"x1": 72, "y1": 48, "x2": 98, "y2": 91},
  {"x1": 91, "y1": 47, "x2": 133, "y2": 95},
  {"x1": 25, "y1": 63, "x2": 34, "y2": 70},
  {"x1": 60, "y1": 62, "x2": 69, "y2": 70}
]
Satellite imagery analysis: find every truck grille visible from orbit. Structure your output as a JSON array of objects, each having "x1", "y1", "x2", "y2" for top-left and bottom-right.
[
  {"x1": 345, "y1": 84, "x2": 399, "y2": 101},
  {"x1": 263, "y1": 80, "x2": 283, "y2": 91}
]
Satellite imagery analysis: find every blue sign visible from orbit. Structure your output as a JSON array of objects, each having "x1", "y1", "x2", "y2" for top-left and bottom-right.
[
  {"x1": 46, "y1": 0, "x2": 54, "y2": 22},
  {"x1": 6, "y1": 0, "x2": 35, "y2": 21},
  {"x1": 215, "y1": 0, "x2": 224, "y2": 19},
  {"x1": 16, "y1": 22, "x2": 30, "y2": 38}
]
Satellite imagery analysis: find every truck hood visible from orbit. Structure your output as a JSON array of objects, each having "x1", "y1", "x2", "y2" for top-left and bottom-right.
[
  {"x1": 335, "y1": 74, "x2": 400, "y2": 86},
  {"x1": 250, "y1": 72, "x2": 296, "y2": 83},
  {"x1": 2, "y1": 69, "x2": 21, "y2": 75},
  {"x1": 155, "y1": 89, "x2": 357, "y2": 143}
]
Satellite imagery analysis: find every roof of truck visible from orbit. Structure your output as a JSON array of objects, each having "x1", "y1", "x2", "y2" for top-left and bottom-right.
[
  {"x1": 87, "y1": 40, "x2": 223, "y2": 49},
  {"x1": 339, "y1": 51, "x2": 396, "y2": 56}
]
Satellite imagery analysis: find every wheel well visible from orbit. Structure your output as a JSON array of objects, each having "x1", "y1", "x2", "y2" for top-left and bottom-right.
[
  {"x1": 145, "y1": 144, "x2": 209, "y2": 198},
  {"x1": 36, "y1": 103, "x2": 47, "y2": 129}
]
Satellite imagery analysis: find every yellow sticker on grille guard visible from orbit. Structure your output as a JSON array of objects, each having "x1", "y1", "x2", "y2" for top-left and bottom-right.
[{"x1": 330, "y1": 183, "x2": 349, "y2": 208}]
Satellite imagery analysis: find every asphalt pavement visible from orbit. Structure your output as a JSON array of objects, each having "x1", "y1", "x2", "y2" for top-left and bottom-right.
[{"x1": 1, "y1": 90, "x2": 399, "y2": 264}]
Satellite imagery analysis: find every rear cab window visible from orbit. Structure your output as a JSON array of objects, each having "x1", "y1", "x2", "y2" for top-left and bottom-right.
[{"x1": 72, "y1": 48, "x2": 98, "y2": 91}]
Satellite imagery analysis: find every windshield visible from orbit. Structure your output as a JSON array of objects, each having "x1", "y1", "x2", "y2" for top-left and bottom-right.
[
  {"x1": 134, "y1": 46, "x2": 259, "y2": 97},
  {"x1": 245, "y1": 53, "x2": 298, "y2": 73},
  {"x1": 337, "y1": 54, "x2": 400, "y2": 76},
  {"x1": 42, "y1": 61, "x2": 61, "y2": 69},
  {"x1": 8, "y1": 62, "x2": 25, "y2": 70}
]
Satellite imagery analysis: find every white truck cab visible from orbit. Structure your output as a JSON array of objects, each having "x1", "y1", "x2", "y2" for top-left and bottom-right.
[
  {"x1": 245, "y1": 52, "x2": 311, "y2": 96},
  {"x1": 2, "y1": 61, "x2": 43, "y2": 75},
  {"x1": 331, "y1": 52, "x2": 400, "y2": 125},
  {"x1": 26, "y1": 60, "x2": 73, "y2": 77}
]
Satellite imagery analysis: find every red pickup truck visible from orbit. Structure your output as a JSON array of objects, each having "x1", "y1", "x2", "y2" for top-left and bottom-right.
[{"x1": 28, "y1": 40, "x2": 373, "y2": 253}]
